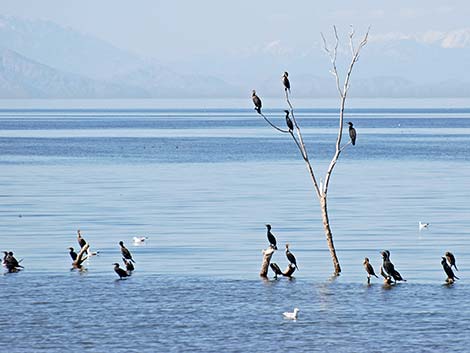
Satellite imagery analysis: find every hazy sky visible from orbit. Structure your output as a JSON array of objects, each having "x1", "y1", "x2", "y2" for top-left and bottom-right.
[{"x1": 2, "y1": 1, "x2": 470, "y2": 60}]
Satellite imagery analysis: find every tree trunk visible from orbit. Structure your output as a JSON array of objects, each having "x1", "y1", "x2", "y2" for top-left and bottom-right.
[
  {"x1": 259, "y1": 247, "x2": 275, "y2": 277},
  {"x1": 320, "y1": 195, "x2": 341, "y2": 275}
]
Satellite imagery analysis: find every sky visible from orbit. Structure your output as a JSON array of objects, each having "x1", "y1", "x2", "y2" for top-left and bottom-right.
[{"x1": 2, "y1": 0, "x2": 470, "y2": 61}]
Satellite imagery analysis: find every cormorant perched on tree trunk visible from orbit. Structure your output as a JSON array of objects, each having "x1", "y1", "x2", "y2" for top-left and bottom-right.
[
  {"x1": 4, "y1": 251, "x2": 23, "y2": 272},
  {"x1": 363, "y1": 257, "x2": 378, "y2": 284},
  {"x1": 113, "y1": 263, "x2": 129, "y2": 279},
  {"x1": 265, "y1": 224, "x2": 278, "y2": 250},
  {"x1": 284, "y1": 110, "x2": 294, "y2": 131},
  {"x1": 445, "y1": 251, "x2": 458, "y2": 271},
  {"x1": 381, "y1": 250, "x2": 405, "y2": 282},
  {"x1": 120, "y1": 241, "x2": 135, "y2": 263},
  {"x1": 252, "y1": 90, "x2": 262, "y2": 114},
  {"x1": 348, "y1": 122, "x2": 356, "y2": 146},
  {"x1": 442, "y1": 257, "x2": 459, "y2": 284},
  {"x1": 123, "y1": 258, "x2": 134, "y2": 272},
  {"x1": 285, "y1": 244, "x2": 299, "y2": 270},
  {"x1": 270, "y1": 263, "x2": 283, "y2": 279},
  {"x1": 282, "y1": 72, "x2": 290, "y2": 93},
  {"x1": 69, "y1": 247, "x2": 78, "y2": 261}
]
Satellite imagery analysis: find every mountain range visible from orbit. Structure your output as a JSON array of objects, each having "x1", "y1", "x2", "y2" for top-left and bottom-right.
[{"x1": 0, "y1": 15, "x2": 470, "y2": 99}]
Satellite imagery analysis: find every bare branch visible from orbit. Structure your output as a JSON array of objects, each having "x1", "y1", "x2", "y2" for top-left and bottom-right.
[
  {"x1": 285, "y1": 90, "x2": 321, "y2": 198},
  {"x1": 349, "y1": 25, "x2": 355, "y2": 57},
  {"x1": 259, "y1": 112, "x2": 290, "y2": 134}
]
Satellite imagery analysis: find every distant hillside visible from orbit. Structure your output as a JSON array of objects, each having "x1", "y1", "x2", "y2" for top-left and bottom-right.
[{"x1": 0, "y1": 48, "x2": 147, "y2": 98}]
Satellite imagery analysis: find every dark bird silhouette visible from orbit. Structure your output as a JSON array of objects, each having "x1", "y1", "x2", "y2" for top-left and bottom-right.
[
  {"x1": 442, "y1": 257, "x2": 459, "y2": 283},
  {"x1": 380, "y1": 266, "x2": 393, "y2": 285},
  {"x1": 2, "y1": 251, "x2": 8, "y2": 266},
  {"x1": 265, "y1": 224, "x2": 278, "y2": 250},
  {"x1": 284, "y1": 110, "x2": 294, "y2": 131},
  {"x1": 282, "y1": 72, "x2": 291, "y2": 93},
  {"x1": 363, "y1": 257, "x2": 378, "y2": 284},
  {"x1": 270, "y1": 263, "x2": 283, "y2": 279},
  {"x1": 252, "y1": 90, "x2": 262, "y2": 114},
  {"x1": 123, "y1": 257, "x2": 134, "y2": 272},
  {"x1": 445, "y1": 251, "x2": 458, "y2": 271},
  {"x1": 348, "y1": 122, "x2": 356, "y2": 146},
  {"x1": 381, "y1": 250, "x2": 405, "y2": 282},
  {"x1": 4, "y1": 251, "x2": 23, "y2": 272},
  {"x1": 77, "y1": 229, "x2": 86, "y2": 248},
  {"x1": 69, "y1": 247, "x2": 78, "y2": 261},
  {"x1": 113, "y1": 263, "x2": 129, "y2": 279},
  {"x1": 120, "y1": 241, "x2": 135, "y2": 263},
  {"x1": 285, "y1": 244, "x2": 299, "y2": 271}
]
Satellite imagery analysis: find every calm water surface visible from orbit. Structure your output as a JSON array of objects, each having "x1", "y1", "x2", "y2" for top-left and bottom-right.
[{"x1": 1, "y1": 102, "x2": 470, "y2": 352}]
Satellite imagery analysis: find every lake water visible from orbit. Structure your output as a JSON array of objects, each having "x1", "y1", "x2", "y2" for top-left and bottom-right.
[{"x1": 1, "y1": 99, "x2": 470, "y2": 352}]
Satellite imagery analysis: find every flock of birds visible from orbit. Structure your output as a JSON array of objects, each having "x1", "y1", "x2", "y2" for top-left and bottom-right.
[
  {"x1": 265, "y1": 224, "x2": 461, "y2": 287},
  {"x1": 2, "y1": 229, "x2": 148, "y2": 278},
  {"x1": 251, "y1": 71, "x2": 357, "y2": 146}
]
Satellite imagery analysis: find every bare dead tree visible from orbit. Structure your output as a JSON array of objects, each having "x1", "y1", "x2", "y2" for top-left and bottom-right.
[{"x1": 254, "y1": 26, "x2": 369, "y2": 275}]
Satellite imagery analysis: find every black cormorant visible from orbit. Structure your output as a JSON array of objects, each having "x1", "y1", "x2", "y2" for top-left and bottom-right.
[
  {"x1": 381, "y1": 250, "x2": 405, "y2": 282},
  {"x1": 123, "y1": 257, "x2": 135, "y2": 272},
  {"x1": 77, "y1": 229, "x2": 87, "y2": 249},
  {"x1": 265, "y1": 224, "x2": 278, "y2": 250},
  {"x1": 363, "y1": 257, "x2": 378, "y2": 284},
  {"x1": 270, "y1": 262, "x2": 283, "y2": 279},
  {"x1": 348, "y1": 122, "x2": 356, "y2": 146},
  {"x1": 5, "y1": 251, "x2": 23, "y2": 272},
  {"x1": 69, "y1": 247, "x2": 78, "y2": 261},
  {"x1": 120, "y1": 241, "x2": 135, "y2": 263},
  {"x1": 445, "y1": 251, "x2": 458, "y2": 271},
  {"x1": 282, "y1": 72, "x2": 291, "y2": 93},
  {"x1": 441, "y1": 257, "x2": 459, "y2": 283},
  {"x1": 284, "y1": 110, "x2": 294, "y2": 131},
  {"x1": 252, "y1": 90, "x2": 262, "y2": 114},
  {"x1": 113, "y1": 263, "x2": 129, "y2": 279},
  {"x1": 285, "y1": 244, "x2": 299, "y2": 270}
]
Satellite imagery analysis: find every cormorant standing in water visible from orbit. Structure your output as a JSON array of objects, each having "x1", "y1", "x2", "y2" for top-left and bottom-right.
[
  {"x1": 348, "y1": 122, "x2": 356, "y2": 146},
  {"x1": 252, "y1": 90, "x2": 262, "y2": 114},
  {"x1": 363, "y1": 257, "x2": 378, "y2": 284},
  {"x1": 381, "y1": 250, "x2": 405, "y2": 282},
  {"x1": 113, "y1": 263, "x2": 129, "y2": 279},
  {"x1": 284, "y1": 110, "x2": 294, "y2": 131},
  {"x1": 123, "y1": 257, "x2": 134, "y2": 272},
  {"x1": 270, "y1": 263, "x2": 283, "y2": 279},
  {"x1": 120, "y1": 241, "x2": 135, "y2": 263},
  {"x1": 445, "y1": 251, "x2": 458, "y2": 271},
  {"x1": 282, "y1": 72, "x2": 291, "y2": 93},
  {"x1": 265, "y1": 224, "x2": 278, "y2": 250},
  {"x1": 285, "y1": 244, "x2": 299, "y2": 271},
  {"x1": 69, "y1": 247, "x2": 78, "y2": 261},
  {"x1": 441, "y1": 257, "x2": 459, "y2": 283}
]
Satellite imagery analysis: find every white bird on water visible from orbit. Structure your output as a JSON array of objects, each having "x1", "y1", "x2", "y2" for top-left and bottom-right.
[
  {"x1": 419, "y1": 222, "x2": 429, "y2": 231},
  {"x1": 133, "y1": 236, "x2": 148, "y2": 243},
  {"x1": 283, "y1": 308, "x2": 299, "y2": 320}
]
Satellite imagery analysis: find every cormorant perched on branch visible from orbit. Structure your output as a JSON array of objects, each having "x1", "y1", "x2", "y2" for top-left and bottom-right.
[
  {"x1": 348, "y1": 122, "x2": 356, "y2": 146},
  {"x1": 270, "y1": 263, "x2": 283, "y2": 279},
  {"x1": 363, "y1": 257, "x2": 378, "y2": 284},
  {"x1": 265, "y1": 224, "x2": 278, "y2": 250},
  {"x1": 284, "y1": 110, "x2": 294, "y2": 131},
  {"x1": 69, "y1": 247, "x2": 78, "y2": 261},
  {"x1": 445, "y1": 251, "x2": 458, "y2": 271},
  {"x1": 120, "y1": 241, "x2": 135, "y2": 263},
  {"x1": 77, "y1": 229, "x2": 86, "y2": 248},
  {"x1": 252, "y1": 90, "x2": 262, "y2": 114},
  {"x1": 285, "y1": 244, "x2": 299, "y2": 271},
  {"x1": 381, "y1": 250, "x2": 405, "y2": 282},
  {"x1": 441, "y1": 257, "x2": 459, "y2": 283},
  {"x1": 4, "y1": 251, "x2": 23, "y2": 272},
  {"x1": 113, "y1": 263, "x2": 129, "y2": 279},
  {"x1": 282, "y1": 72, "x2": 291, "y2": 93},
  {"x1": 123, "y1": 258, "x2": 134, "y2": 272}
]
